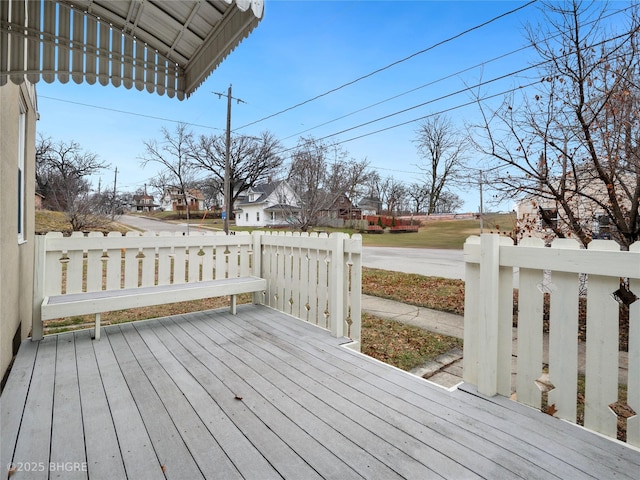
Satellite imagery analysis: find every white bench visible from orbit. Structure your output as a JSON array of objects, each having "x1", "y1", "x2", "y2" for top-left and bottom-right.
[{"x1": 33, "y1": 231, "x2": 267, "y2": 340}]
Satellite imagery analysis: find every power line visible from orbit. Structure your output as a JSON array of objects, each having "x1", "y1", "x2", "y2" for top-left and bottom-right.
[
  {"x1": 38, "y1": 95, "x2": 226, "y2": 132},
  {"x1": 235, "y1": 0, "x2": 538, "y2": 131},
  {"x1": 274, "y1": 22, "x2": 638, "y2": 156},
  {"x1": 279, "y1": 3, "x2": 634, "y2": 142},
  {"x1": 276, "y1": 79, "x2": 540, "y2": 158},
  {"x1": 281, "y1": 44, "x2": 533, "y2": 141}
]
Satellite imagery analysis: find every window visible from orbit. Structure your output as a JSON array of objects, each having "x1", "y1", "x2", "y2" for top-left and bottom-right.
[
  {"x1": 271, "y1": 212, "x2": 276, "y2": 221},
  {"x1": 256, "y1": 211, "x2": 260, "y2": 222},
  {"x1": 17, "y1": 99, "x2": 26, "y2": 243},
  {"x1": 245, "y1": 213, "x2": 249, "y2": 222},
  {"x1": 539, "y1": 207, "x2": 558, "y2": 230}
]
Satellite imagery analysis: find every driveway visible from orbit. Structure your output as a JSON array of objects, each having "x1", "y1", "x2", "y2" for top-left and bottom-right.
[{"x1": 362, "y1": 247, "x2": 464, "y2": 280}]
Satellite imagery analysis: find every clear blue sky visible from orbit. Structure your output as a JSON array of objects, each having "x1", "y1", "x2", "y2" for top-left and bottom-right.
[{"x1": 33, "y1": 0, "x2": 629, "y2": 212}]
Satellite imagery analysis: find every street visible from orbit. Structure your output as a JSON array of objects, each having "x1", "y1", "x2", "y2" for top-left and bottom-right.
[{"x1": 363, "y1": 246, "x2": 464, "y2": 280}]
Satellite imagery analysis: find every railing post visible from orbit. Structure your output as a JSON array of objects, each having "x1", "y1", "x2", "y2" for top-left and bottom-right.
[
  {"x1": 31, "y1": 234, "x2": 45, "y2": 341},
  {"x1": 463, "y1": 236, "x2": 480, "y2": 386},
  {"x1": 251, "y1": 231, "x2": 264, "y2": 305},
  {"x1": 344, "y1": 234, "x2": 362, "y2": 350},
  {"x1": 329, "y1": 233, "x2": 345, "y2": 338},
  {"x1": 629, "y1": 241, "x2": 640, "y2": 447},
  {"x1": 477, "y1": 234, "x2": 501, "y2": 396}
]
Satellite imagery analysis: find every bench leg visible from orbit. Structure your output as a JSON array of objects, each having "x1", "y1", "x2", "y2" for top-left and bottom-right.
[
  {"x1": 93, "y1": 313, "x2": 101, "y2": 340},
  {"x1": 230, "y1": 295, "x2": 237, "y2": 315}
]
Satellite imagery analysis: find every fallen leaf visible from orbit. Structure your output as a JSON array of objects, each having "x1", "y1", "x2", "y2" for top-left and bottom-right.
[
  {"x1": 8, "y1": 467, "x2": 16, "y2": 477},
  {"x1": 161, "y1": 465, "x2": 167, "y2": 473},
  {"x1": 235, "y1": 395, "x2": 243, "y2": 401},
  {"x1": 545, "y1": 404, "x2": 558, "y2": 416}
]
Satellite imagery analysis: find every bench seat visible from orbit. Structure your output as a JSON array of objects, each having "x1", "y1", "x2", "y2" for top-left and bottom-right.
[{"x1": 41, "y1": 276, "x2": 267, "y2": 339}]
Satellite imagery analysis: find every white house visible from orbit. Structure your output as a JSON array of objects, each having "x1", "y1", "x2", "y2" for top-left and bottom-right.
[
  {"x1": 160, "y1": 187, "x2": 205, "y2": 212},
  {"x1": 235, "y1": 181, "x2": 300, "y2": 227}
]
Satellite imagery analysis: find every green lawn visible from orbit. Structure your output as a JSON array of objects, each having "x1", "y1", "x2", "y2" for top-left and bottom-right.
[{"x1": 360, "y1": 213, "x2": 516, "y2": 249}]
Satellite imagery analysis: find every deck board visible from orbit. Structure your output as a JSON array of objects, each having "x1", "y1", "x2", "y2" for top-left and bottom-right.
[
  {"x1": 0, "y1": 339, "x2": 38, "y2": 474},
  {"x1": 3, "y1": 304, "x2": 640, "y2": 480},
  {"x1": 215, "y1": 310, "x2": 564, "y2": 479},
  {"x1": 11, "y1": 336, "x2": 57, "y2": 480},
  {"x1": 91, "y1": 327, "x2": 164, "y2": 480},
  {"x1": 74, "y1": 329, "x2": 127, "y2": 480},
  {"x1": 105, "y1": 327, "x2": 205, "y2": 480},
  {"x1": 189, "y1": 312, "x2": 481, "y2": 479},
  {"x1": 50, "y1": 334, "x2": 87, "y2": 480},
  {"x1": 236, "y1": 306, "x2": 638, "y2": 479}
]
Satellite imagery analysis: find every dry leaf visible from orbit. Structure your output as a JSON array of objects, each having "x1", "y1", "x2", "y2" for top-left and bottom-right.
[
  {"x1": 8, "y1": 467, "x2": 16, "y2": 477},
  {"x1": 235, "y1": 395, "x2": 243, "y2": 401},
  {"x1": 161, "y1": 465, "x2": 167, "y2": 473},
  {"x1": 545, "y1": 404, "x2": 558, "y2": 416}
]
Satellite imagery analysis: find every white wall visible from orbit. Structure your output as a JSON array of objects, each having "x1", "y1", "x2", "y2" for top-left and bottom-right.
[{"x1": 0, "y1": 82, "x2": 37, "y2": 383}]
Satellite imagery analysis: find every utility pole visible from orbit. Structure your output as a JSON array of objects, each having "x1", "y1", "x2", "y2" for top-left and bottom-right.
[
  {"x1": 112, "y1": 167, "x2": 118, "y2": 220},
  {"x1": 214, "y1": 84, "x2": 245, "y2": 234},
  {"x1": 224, "y1": 85, "x2": 232, "y2": 234}
]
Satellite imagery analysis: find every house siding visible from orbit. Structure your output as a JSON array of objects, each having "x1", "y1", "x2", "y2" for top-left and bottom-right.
[
  {"x1": 235, "y1": 181, "x2": 300, "y2": 227},
  {"x1": 0, "y1": 82, "x2": 37, "y2": 383}
]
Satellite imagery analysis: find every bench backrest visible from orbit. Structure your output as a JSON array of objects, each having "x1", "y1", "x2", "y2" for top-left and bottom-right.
[{"x1": 36, "y1": 231, "x2": 258, "y2": 298}]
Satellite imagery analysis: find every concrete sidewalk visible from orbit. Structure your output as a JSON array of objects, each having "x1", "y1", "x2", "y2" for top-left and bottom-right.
[
  {"x1": 361, "y1": 294, "x2": 465, "y2": 389},
  {"x1": 361, "y1": 294, "x2": 629, "y2": 391}
]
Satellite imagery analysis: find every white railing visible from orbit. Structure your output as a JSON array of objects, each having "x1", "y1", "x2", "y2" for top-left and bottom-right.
[
  {"x1": 463, "y1": 234, "x2": 639, "y2": 447},
  {"x1": 259, "y1": 231, "x2": 362, "y2": 349},
  {"x1": 32, "y1": 230, "x2": 362, "y2": 348}
]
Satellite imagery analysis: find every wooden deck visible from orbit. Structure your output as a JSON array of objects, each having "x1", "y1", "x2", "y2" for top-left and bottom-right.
[{"x1": 2, "y1": 305, "x2": 639, "y2": 479}]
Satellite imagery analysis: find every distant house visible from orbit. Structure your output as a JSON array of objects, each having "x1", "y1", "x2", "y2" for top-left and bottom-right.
[
  {"x1": 160, "y1": 187, "x2": 205, "y2": 212},
  {"x1": 131, "y1": 193, "x2": 158, "y2": 212},
  {"x1": 515, "y1": 171, "x2": 636, "y2": 242},
  {"x1": 358, "y1": 196, "x2": 382, "y2": 216},
  {"x1": 320, "y1": 193, "x2": 362, "y2": 220},
  {"x1": 234, "y1": 181, "x2": 300, "y2": 227}
]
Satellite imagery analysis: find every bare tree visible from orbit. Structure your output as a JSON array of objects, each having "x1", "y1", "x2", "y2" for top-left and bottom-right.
[
  {"x1": 140, "y1": 124, "x2": 198, "y2": 226},
  {"x1": 325, "y1": 151, "x2": 374, "y2": 201},
  {"x1": 287, "y1": 137, "x2": 331, "y2": 231},
  {"x1": 435, "y1": 191, "x2": 464, "y2": 214},
  {"x1": 36, "y1": 134, "x2": 110, "y2": 230},
  {"x1": 188, "y1": 130, "x2": 283, "y2": 213},
  {"x1": 385, "y1": 178, "x2": 408, "y2": 216},
  {"x1": 407, "y1": 182, "x2": 430, "y2": 214},
  {"x1": 287, "y1": 137, "x2": 374, "y2": 231},
  {"x1": 372, "y1": 176, "x2": 407, "y2": 215},
  {"x1": 414, "y1": 114, "x2": 467, "y2": 214},
  {"x1": 193, "y1": 177, "x2": 223, "y2": 210},
  {"x1": 472, "y1": 1, "x2": 640, "y2": 248}
]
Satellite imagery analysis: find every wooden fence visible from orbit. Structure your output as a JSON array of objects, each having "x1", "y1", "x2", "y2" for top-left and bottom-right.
[
  {"x1": 463, "y1": 234, "x2": 639, "y2": 447},
  {"x1": 33, "y1": 231, "x2": 362, "y2": 349}
]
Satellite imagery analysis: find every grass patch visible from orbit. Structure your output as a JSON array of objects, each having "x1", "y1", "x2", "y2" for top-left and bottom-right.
[
  {"x1": 35, "y1": 210, "x2": 130, "y2": 235},
  {"x1": 361, "y1": 313, "x2": 462, "y2": 371},
  {"x1": 361, "y1": 213, "x2": 515, "y2": 249},
  {"x1": 363, "y1": 267, "x2": 465, "y2": 315}
]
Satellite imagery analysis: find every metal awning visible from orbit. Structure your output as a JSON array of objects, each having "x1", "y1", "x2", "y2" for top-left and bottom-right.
[{"x1": 0, "y1": 0, "x2": 264, "y2": 99}]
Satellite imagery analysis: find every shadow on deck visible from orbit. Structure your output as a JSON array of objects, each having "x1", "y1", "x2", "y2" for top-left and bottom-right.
[{"x1": 2, "y1": 305, "x2": 639, "y2": 479}]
